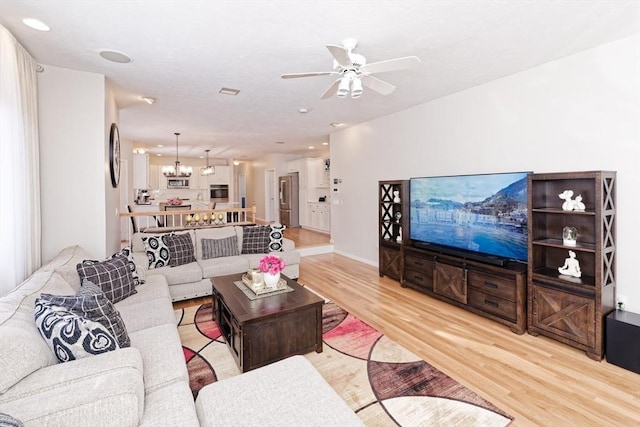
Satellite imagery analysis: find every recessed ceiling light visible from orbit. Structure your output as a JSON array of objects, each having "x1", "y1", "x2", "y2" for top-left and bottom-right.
[
  {"x1": 219, "y1": 87, "x2": 240, "y2": 96},
  {"x1": 22, "y1": 18, "x2": 50, "y2": 31},
  {"x1": 233, "y1": 160, "x2": 240, "y2": 166},
  {"x1": 156, "y1": 144, "x2": 164, "y2": 148},
  {"x1": 99, "y1": 50, "x2": 132, "y2": 63},
  {"x1": 156, "y1": 154, "x2": 163, "y2": 157},
  {"x1": 308, "y1": 146, "x2": 315, "y2": 150},
  {"x1": 322, "y1": 142, "x2": 329, "y2": 146},
  {"x1": 330, "y1": 122, "x2": 344, "y2": 128},
  {"x1": 141, "y1": 96, "x2": 157, "y2": 104},
  {"x1": 299, "y1": 108, "x2": 308, "y2": 114}
]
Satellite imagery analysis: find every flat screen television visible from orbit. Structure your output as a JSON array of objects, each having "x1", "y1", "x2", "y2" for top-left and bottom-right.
[{"x1": 409, "y1": 172, "x2": 529, "y2": 265}]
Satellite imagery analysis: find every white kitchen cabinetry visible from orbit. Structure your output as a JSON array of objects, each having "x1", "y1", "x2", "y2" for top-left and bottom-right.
[
  {"x1": 307, "y1": 202, "x2": 330, "y2": 232},
  {"x1": 314, "y1": 158, "x2": 330, "y2": 189},
  {"x1": 286, "y1": 159, "x2": 302, "y2": 173},
  {"x1": 148, "y1": 165, "x2": 159, "y2": 190},
  {"x1": 133, "y1": 154, "x2": 149, "y2": 189},
  {"x1": 208, "y1": 165, "x2": 230, "y2": 184}
]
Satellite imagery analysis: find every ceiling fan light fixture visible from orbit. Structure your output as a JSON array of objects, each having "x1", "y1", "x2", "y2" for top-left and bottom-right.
[
  {"x1": 337, "y1": 77, "x2": 350, "y2": 98},
  {"x1": 351, "y1": 78, "x2": 363, "y2": 98}
]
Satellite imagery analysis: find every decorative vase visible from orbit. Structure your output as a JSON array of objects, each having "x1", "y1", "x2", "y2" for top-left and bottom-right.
[{"x1": 263, "y1": 272, "x2": 280, "y2": 289}]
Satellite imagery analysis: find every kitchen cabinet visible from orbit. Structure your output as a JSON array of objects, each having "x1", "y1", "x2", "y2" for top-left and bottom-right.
[
  {"x1": 149, "y1": 165, "x2": 159, "y2": 190},
  {"x1": 208, "y1": 165, "x2": 230, "y2": 184},
  {"x1": 307, "y1": 202, "x2": 330, "y2": 232},
  {"x1": 133, "y1": 154, "x2": 149, "y2": 189},
  {"x1": 315, "y1": 158, "x2": 330, "y2": 189}
]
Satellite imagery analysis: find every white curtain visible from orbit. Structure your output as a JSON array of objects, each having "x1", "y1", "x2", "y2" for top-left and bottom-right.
[{"x1": 0, "y1": 25, "x2": 41, "y2": 296}]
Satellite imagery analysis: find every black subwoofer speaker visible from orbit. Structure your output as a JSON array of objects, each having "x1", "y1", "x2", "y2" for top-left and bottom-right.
[{"x1": 606, "y1": 310, "x2": 640, "y2": 374}]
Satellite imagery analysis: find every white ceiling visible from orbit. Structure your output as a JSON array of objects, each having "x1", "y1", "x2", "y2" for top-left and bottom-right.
[{"x1": 1, "y1": 1, "x2": 638, "y2": 162}]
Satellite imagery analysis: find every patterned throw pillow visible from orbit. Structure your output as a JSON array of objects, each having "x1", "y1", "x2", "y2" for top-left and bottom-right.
[
  {"x1": 164, "y1": 233, "x2": 196, "y2": 267},
  {"x1": 141, "y1": 234, "x2": 172, "y2": 269},
  {"x1": 111, "y1": 246, "x2": 145, "y2": 286},
  {"x1": 241, "y1": 225, "x2": 271, "y2": 254},
  {"x1": 268, "y1": 224, "x2": 286, "y2": 252},
  {"x1": 0, "y1": 413, "x2": 23, "y2": 427},
  {"x1": 76, "y1": 255, "x2": 136, "y2": 303},
  {"x1": 201, "y1": 236, "x2": 240, "y2": 260},
  {"x1": 39, "y1": 281, "x2": 130, "y2": 348},
  {"x1": 34, "y1": 299, "x2": 119, "y2": 363}
]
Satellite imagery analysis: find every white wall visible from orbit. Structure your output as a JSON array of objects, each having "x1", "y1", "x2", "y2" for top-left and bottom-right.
[
  {"x1": 38, "y1": 65, "x2": 119, "y2": 261},
  {"x1": 330, "y1": 35, "x2": 640, "y2": 312}
]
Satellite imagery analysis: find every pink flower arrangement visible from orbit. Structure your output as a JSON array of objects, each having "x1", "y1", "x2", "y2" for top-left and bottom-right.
[
  {"x1": 259, "y1": 255, "x2": 286, "y2": 275},
  {"x1": 166, "y1": 197, "x2": 183, "y2": 206}
]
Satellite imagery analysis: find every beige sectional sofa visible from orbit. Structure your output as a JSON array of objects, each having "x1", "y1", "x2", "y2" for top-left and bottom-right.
[
  {"x1": 0, "y1": 227, "x2": 363, "y2": 426},
  {"x1": 130, "y1": 225, "x2": 300, "y2": 302},
  {"x1": 0, "y1": 245, "x2": 199, "y2": 426}
]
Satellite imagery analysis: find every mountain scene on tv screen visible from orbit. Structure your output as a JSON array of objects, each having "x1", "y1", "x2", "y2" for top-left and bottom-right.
[{"x1": 410, "y1": 174, "x2": 528, "y2": 261}]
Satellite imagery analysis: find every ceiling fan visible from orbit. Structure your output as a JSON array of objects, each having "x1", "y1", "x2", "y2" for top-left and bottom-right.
[{"x1": 281, "y1": 38, "x2": 420, "y2": 99}]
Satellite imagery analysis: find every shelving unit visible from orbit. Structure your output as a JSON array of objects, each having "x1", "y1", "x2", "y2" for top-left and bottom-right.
[
  {"x1": 378, "y1": 180, "x2": 409, "y2": 281},
  {"x1": 527, "y1": 171, "x2": 616, "y2": 360}
]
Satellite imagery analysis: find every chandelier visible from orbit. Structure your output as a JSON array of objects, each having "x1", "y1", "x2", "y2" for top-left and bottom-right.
[
  {"x1": 162, "y1": 132, "x2": 192, "y2": 177},
  {"x1": 201, "y1": 149, "x2": 215, "y2": 175}
]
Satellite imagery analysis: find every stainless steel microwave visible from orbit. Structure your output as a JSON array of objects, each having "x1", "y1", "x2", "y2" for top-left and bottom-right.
[{"x1": 167, "y1": 178, "x2": 190, "y2": 189}]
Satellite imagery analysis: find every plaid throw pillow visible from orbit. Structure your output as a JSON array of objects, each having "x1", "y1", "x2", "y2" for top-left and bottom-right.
[
  {"x1": 241, "y1": 225, "x2": 271, "y2": 254},
  {"x1": 268, "y1": 224, "x2": 286, "y2": 252},
  {"x1": 201, "y1": 236, "x2": 240, "y2": 260},
  {"x1": 76, "y1": 255, "x2": 136, "y2": 303},
  {"x1": 165, "y1": 233, "x2": 196, "y2": 267},
  {"x1": 39, "y1": 281, "x2": 130, "y2": 348},
  {"x1": 111, "y1": 246, "x2": 145, "y2": 286}
]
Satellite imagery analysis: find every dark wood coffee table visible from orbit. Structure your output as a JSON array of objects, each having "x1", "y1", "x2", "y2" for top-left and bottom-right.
[{"x1": 211, "y1": 273, "x2": 323, "y2": 373}]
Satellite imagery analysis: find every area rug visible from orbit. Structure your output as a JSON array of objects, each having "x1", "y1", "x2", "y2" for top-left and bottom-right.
[{"x1": 176, "y1": 300, "x2": 513, "y2": 426}]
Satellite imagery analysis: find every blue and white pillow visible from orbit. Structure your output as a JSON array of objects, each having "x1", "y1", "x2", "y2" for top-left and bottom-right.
[{"x1": 34, "y1": 299, "x2": 119, "y2": 363}]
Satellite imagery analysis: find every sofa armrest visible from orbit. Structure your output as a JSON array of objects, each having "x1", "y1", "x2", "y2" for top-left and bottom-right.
[
  {"x1": 282, "y1": 238, "x2": 295, "y2": 252},
  {"x1": 0, "y1": 348, "x2": 145, "y2": 426}
]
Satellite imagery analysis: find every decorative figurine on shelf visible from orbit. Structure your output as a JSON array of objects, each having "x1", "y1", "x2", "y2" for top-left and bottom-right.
[
  {"x1": 562, "y1": 226, "x2": 578, "y2": 247},
  {"x1": 393, "y1": 190, "x2": 401, "y2": 203},
  {"x1": 395, "y1": 212, "x2": 402, "y2": 223},
  {"x1": 558, "y1": 190, "x2": 576, "y2": 211},
  {"x1": 558, "y1": 250, "x2": 582, "y2": 278},
  {"x1": 396, "y1": 226, "x2": 402, "y2": 243},
  {"x1": 573, "y1": 194, "x2": 586, "y2": 211}
]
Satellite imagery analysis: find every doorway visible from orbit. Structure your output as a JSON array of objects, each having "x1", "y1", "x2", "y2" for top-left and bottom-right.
[{"x1": 264, "y1": 168, "x2": 276, "y2": 223}]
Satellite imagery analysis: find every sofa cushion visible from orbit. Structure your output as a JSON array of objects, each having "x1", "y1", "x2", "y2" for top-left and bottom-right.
[
  {"x1": 198, "y1": 255, "x2": 250, "y2": 278},
  {"x1": 111, "y1": 246, "x2": 145, "y2": 286},
  {"x1": 141, "y1": 234, "x2": 173, "y2": 269},
  {"x1": 201, "y1": 236, "x2": 240, "y2": 260},
  {"x1": 165, "y1": 233, "x2": 196, "y2": 267},
  {"x1": 0, "y1": 347, "x2": 144, "y2": 426},
  {"x1": 40, "y1": 245, "x2": 95, "y2": 292},
  {"x1": 34, "y1": 299, "x2": 119, "y2": 363},
  {"x1": 38, "y1": 281, "x2": 130, "y2": 348},
  {"x1": 146, "y1": 261, "x2": 203, "y2": 286},
  {"x1": 241, "y1": 225, "x2": 271, "y2": 254},
  {"x1": 268, "y1": 223, "x2": 286, "y2": 252},
  {"x1": 77, "y1": 256, "x2": 136, "y2": 303}
]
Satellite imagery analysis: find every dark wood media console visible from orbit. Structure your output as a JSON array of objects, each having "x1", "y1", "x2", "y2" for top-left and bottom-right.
[{"x1": 402, "y1": 246, "x2": 527, "y2": 334}]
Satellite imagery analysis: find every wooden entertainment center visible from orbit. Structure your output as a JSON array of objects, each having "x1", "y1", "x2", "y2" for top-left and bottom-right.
[{"x1": 379, "y1": 172, "x2": 616, "y2": 358}]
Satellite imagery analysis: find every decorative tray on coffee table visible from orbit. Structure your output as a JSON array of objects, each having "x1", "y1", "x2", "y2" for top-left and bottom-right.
[{"x1": 241, "y1": 274, "x2": 288, "y2": 296}]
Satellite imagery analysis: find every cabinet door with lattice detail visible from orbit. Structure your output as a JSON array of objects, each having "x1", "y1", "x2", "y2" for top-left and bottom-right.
[
  {"x1": 530, "y1": 283, "x2": 595, "y2": 348},
  {"x1": 434, "y1": 262, "x2": 467, "y2": 304}
]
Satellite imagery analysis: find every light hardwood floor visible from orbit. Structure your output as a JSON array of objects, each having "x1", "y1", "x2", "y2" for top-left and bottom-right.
[{"x1": 175, "y1": 228, "x2": 640, "y2": 426}]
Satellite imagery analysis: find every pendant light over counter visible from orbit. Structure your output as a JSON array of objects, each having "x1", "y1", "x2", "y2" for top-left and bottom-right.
[
  {"x1": 162, "y1": 132, "x2": 192, "y2": 177},
  {"x1": 201, "y1": 149, "x2": 215, "y2": 176}
]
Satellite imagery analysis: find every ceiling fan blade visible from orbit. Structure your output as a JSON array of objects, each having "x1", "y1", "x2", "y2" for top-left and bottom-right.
[
  {"x1": 326, "y1": 44, "x2": 351, "y2": 67},
  {"x1": 360, "y1": 74, "x2": 396, "y2": 95},
  {"x1": 281, "y1": 71, "x2": 335, "y2": 79},
  {"x1": 320, "y1": 79, "x2": 341, "y2": 99},
  {"x1": 360, "y1": 56, "x2": 421, "y2": 74}
]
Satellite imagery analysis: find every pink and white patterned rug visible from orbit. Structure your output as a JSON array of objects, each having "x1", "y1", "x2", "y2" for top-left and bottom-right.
[{"x1": 176, "y1": 299, "x2": 513, "y2": 426}]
